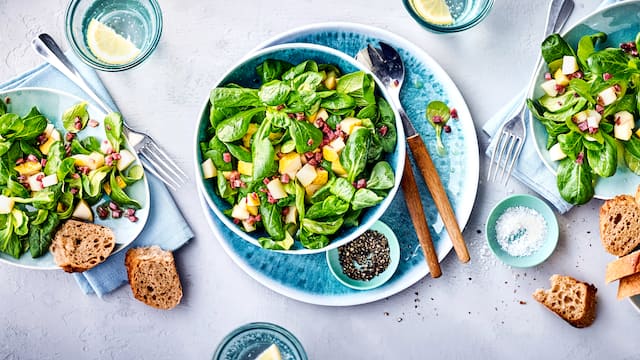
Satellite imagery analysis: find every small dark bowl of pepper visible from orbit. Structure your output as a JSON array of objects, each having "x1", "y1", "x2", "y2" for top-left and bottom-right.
[{"x1": 326, "y1": 220, "x2": 400, "y2": 290}]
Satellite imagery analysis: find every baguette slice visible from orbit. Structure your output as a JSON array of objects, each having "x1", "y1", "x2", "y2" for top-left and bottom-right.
[
  {"x1": 599, "y1": 194, "x2": 640, "y2": 256},
  {"x1": 533, "y1": 274, "x2": 597, "y2": 328},
  {"x1": 618, "y1": 273, "x2": 640, "y2": 300},
  {"x1": 125, "y1": 246, "x2": 182, "y2": 310},
  {"x1": 50, "y1": 219, "x2": 115, "y2": 273},
  {"x1": 605, "y1": 249, "x2": 640, "y2": 283}
]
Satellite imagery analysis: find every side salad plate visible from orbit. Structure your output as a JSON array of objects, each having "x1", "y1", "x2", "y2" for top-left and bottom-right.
[
  {"x1": 199, "y1": 23, "x2": 479, "y2": 305},
  {"x1": 529, "y1": 1, "x2": 640, "y2": 201},
  {"x1": 0, "y1": 88, "x2": 149, "y2": 270}
]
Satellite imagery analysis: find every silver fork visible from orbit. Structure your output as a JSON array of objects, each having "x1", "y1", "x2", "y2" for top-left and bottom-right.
[
  {"x1": 487, "y1": 0, "x2": 574, "y2": 185},
  {"x1": 31, "y1": 34, "x2": 188, "y2": 190}
]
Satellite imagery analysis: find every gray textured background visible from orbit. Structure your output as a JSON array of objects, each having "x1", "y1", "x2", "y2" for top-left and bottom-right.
[{"x1": 2, "y1": 0, "x2": 637, "y2": 359}]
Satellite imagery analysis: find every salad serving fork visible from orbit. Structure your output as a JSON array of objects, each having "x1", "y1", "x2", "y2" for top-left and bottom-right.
[
  {"x1": 487, "y1": 0, "x2": 574, "y2": 185},
  {"x1": 358, "y1": 42, "x2": 469, "y2": 272},
  {"x1": 31, "y1": 34, "x2": 188, "y2": 190}
]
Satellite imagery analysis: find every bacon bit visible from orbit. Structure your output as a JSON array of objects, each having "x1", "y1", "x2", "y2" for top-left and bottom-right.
[
  {"x1": 223, "y1": 152, "x2": 232, "y2": 163},
  {"x1": 27, "y1": 154, "x2": 38, "y2": 162},
  {"x1": 112, "y1": 209, "x2": 123, "y2": 219},
  {"x1": 443, "y1": 125, "x2": 452, "y2": 133},
  {"x1": 616, "y1": 116, "x2": 622, "y2": 125},
  {"x1": 288, "y1": 113, "x2": 295, "y2": 119},
  {"x1": 15, "y1": 158, "x2": 24, "y2": 165},
  {"x1": 106, "y1": 125, "x2": 111, "y2": 131},
  {"x1": 588, "y1": 127, "x2": 599, "y2": 134},
  {"x1": 128, "y1": 215, "x2": 138, "y2": 222},
  {"x1": 571, "y1": 71, "x2": 583, "y2": 79},
  {"x1": 596, "y1": 104, "x2": 605, "y2": 114},
  {"x1": 281, "y1": 207, "x2": 290, "y2": 216},
  {"x1": 112, "y1": 152, "x2": 121, "y2": 160},
  {"x1": 295, "y1": 112, "x2": 306, "y2": 121},
  {"x1": 307, "y1": 159, "x2": 319, "y2": 166},
  {"x1": 88, "y1": 119, "x2": 99, "y2": 127},
  {"x1": 614, "y1": 84, "x2": 622, "y2": 93},
  {"x1": 105, "y1": 155, "x2": 114, "y2": 166},
  {"x1": 554, "y1": 84, "x2": 566, "y2": 94},
  {"x1": 263, "y1": 177, "x2": 270, "y2": 185},
  {"x1": 36, "y1": 134, "x2": 47, "y2": 144},
  {"x1": 281, "y1": 173, "x2": 290, "y2": 184},
  {"x1": 40, "y1": 158, "x2": 47, "y2": 167},
  {"x1": 233, "y1": 218, "x2": 240, "y2": 224},
  {"x1": 255, "y1": 215, "x2": 261, "y2": 222},
  {"x1": 393, "y1": 79, "x2": 400, "y2": 87},
  {"x1": 432, "y1": 115, "x2": 443, "y2": 124},
  {"x1": 307, "y1": 139, "x2": 314, "y2": 146},
  {"x1": 97, "y1": 206, "x2": 108, "y2": 219},
  {"x1": 576, "y1": 152, "x2": 584, "y2": 165},
  {"x1": 603, "y1": 73, "x2": 613, "y2": 81},
  {"x1": 314, "y1": 152, "x2": 323, "y2": 162},
  {"x1": 304, "y1": 152, "x2": 315, "y2": 159},
  {"x1": 72, "y1": 173, "x2": 80, "y2": 179},
  {"x1": 70, "y1": 187, "x2": 79, "y2": 195},
  {"x1": 355, "y1": 179, "x2": 367, "y2": 189},
  {"x1": 276, "y1": 104, "x2": 285, "y2": 110},
  {"x1": 267, "y1": 194, "x2": 277, "y2": 204},
  {"x1": 126, "y1": 208, "x2": 136, "y2": 216},
  {"x1": 66, "y1": 132, "x2": 75, "y2": 142},
  {"x1": 544, "y1": 72, "x2": 552, "y2": 80},
  {"x1": 4, "y1": 97, "x2": 10, "y2": 104},
  {"x1": 450, "y1": 108, "x2": 458, "y2": 119},
  {"x1": 578, "y1": 121, "x2": 589, "y2": 132},
  {"x1": 379, "y1": 125, "x2": 388, "y2": 136},
  {"x1": 36, "y1": 174, "x2": 44, "y2": 181},
  {"x1": 109, "y1": 202, "x2": 120, "y2": 211}
]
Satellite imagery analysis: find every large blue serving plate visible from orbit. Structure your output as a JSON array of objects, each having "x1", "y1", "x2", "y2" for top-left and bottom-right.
[
  {"x1": 530, "y1": 0, "x2": 640, "y2": 199},
  {"x1": 198, "y1": 23, "x2": 479, "y2": 306},
  {"x1": 195, "y1": 43, "x2": 405, "y2": 254}
]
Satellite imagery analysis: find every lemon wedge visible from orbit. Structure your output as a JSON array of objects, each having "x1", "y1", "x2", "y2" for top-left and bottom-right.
[
  {"x1": 86, "y1": 19, "x2": 141, "y2": 65},
  {"x1": 411, "y1": 0, "x2": 454, "y2": 25},
  {"x1": 256, "y1": 344, "x2": 282, "y2": 360}
]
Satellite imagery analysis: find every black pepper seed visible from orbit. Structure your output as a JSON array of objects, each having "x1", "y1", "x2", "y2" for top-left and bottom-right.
[{"x1": 338, "y1": 229, "x2": 391, "y2": 281}]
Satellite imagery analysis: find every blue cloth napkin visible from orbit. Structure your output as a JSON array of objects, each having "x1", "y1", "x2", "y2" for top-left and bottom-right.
[
  {"x1": 482, "y1": 0, "x2": 623, "y2": 214},
  {"x1": 0, "y1": 51, "x2": 194, "y2": 298}
]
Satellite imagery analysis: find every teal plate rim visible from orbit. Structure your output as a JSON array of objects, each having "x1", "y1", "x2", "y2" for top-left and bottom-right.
[{"x1": 197, "y1": 22, "x2": 480, "y2": 306}]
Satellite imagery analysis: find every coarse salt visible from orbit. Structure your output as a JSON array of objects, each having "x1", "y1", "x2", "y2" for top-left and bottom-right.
[{"x1": 495, "y1": 206, "x2": 547, "y2": 257}]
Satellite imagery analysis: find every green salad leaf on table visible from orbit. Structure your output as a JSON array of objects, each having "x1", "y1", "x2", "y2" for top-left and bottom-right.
[
  {"x1": 0, "y1": 99, "x2": 143, "y2": 259},
  {"x1": 200, "y1": 59, "x2": 398, "y2": 250},
  {"x1": 528, "y1": 32, "x2": 640, "y2": 205}
]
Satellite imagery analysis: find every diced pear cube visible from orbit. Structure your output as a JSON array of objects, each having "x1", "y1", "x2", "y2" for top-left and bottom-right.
[
  {"x1": 554, "y1": 68, "x2": 570, "y2": 87},
  {"x1": 116, "y1": 149, "x2": 135, "y2": 171},
  {"x1": 231, "y1": 197, "x2": 251, "y2": 220},
  {"x1": 312, "y1": 169, "x2": 328, "y2": 186},
  {"x1": 636, "y1": 128, "x2": 640, "y2": 138},
  {"x1": 242, "y1": 123, "x2": 259, "y2": 148},
  {"x1": 44, "y1": 123, "x2": 55, "y2": 137},
  {"x1": 247, "y1": 205, "x2": 259, "y2": 216},
  {"x1": 100, "y1": 140, "x2": 113, "y2": 154},
  {"x1": 616, "y1": 111, "x2": 635, "y2": 127},
  {"x1": 328, "y1": 137, "x2": 345, "y2": 152},
  {"x1": 72, "y1": 199, "x2": 93, "y2": 222},
  {"x1": 238, "y1": 161, "x2": 253, "y2": 176},
  {"x1": 41, "y1": 174, "x2": 58, "y2": 188},
  {"x1": 614, "y1": 111, "x2": 634, "y2": 140},
  {"x1": 0, "y1": 195, "x2": 15, "y2": 214},
  {"x1": 296, "y1": 163, "x2": 317, "y2": 187},
  {"x1": 331, "y1": 160, "x2": 347, "y2": 177},
  {"x1": 324, "y1": 71, "x2": 337, "y2": 90},
  {"x1": 598, "y1": 87, "x2": 618, "y2": 106},
  {"x1": 322, "y1": 146, "x2": 339, "y2": 162},
  {"x1": 267, "y1": 179, "x2": 288, "y2": 199},
  {"x1": 15, "y1": 161, "x2": 42, "y2": 176},
  {"x1": 116, "y1": 176, "x2": 127, "y2": 189},
  {"x1": 549, "y1": 143, "x2": 567, "y2": 161},
  {"x1": 278, "y1": 152, "x2": 302, "y2": 178},
  {"x1": 573, "y1": 110, "x2": 588, "y2": 124},
  {"x1": 201, "y1": 158, "x2": 217, "y2": 179},
  {"x1": 39, "y1": 129, "x2": 60, "y2": 155},
  {"x1": 339, "y1": 117, "x2": 363, "y2": 135},
  {"x1": 586, "y1": 110, "x2": 601, "y2": 129},
  {"x1": 246, "y1": 192, "x2": 261, "y2": 206},
  {"x1": 242, "y1": 219, "x2": 256, "y2": 232},
  {"x1": 540, "y1": 79, "x2": 558, "y2": 97},
  {"x1": 284, "y1": 205, "x2": 298, "y2": 224},
  {"x1": 28, "y1": 173, "x2": 44, "y2": 192},
  {"x1": 305, "y1": 184, "x2": 323, "y2": 198},
  {"x1": 562, "y1": 56, "x2": 579, "y2": 75},
  {"x1": 310, "y1": 108, "x2": 329, "y2": 124}
]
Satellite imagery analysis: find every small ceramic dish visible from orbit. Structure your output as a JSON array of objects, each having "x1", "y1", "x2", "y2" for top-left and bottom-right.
[
  {"x1": 326, "y1": 220, "x2": 400, "y2": 290},
  {"x1": 485, "y1": 194, "x2": 559, "y2": 268},
  {"x1": 213, "y1": 322, "x2": 308, "y2": 360}
]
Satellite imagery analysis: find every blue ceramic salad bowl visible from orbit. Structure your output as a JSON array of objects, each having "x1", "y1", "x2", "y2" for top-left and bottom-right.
[{"x1": 194, "y1": 43, "x2": 405, "y2": 254}]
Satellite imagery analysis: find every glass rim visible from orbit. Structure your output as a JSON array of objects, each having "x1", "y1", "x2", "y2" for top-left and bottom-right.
[
  {"x1": 64, "y1": 0, "x2": 164, "y2": 72},
  {"x1": 212, "y1": 322, "x2": 308, "y2": 360},
  {"x1": 402, "y1": 0, "x2": 494, "y2": 33}
]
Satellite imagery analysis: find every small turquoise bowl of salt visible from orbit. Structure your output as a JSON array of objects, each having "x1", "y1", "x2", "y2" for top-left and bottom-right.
[{"x1": 486, "y1": 194, "x2": 559, "y2": 268}]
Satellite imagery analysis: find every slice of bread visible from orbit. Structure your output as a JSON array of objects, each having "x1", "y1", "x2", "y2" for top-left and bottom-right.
[
  {"x1": 599, "y1": 194, "x2": 640, "y2": 256},
  {"x1": 50, "y1": 219, "x2": 116, "y2": 273},
  {"x1": 618, "y1": 273, "x2": 640, "y2": 300},
  {"x1": 532, "y1": 274, "x2": 597, "y2": 328},
  {"x1": 605, "y1": 249, "x2": 640, "y2": 283},
  {"x1": 125, "y1": 246, "x2": 182, "y2": 310}
]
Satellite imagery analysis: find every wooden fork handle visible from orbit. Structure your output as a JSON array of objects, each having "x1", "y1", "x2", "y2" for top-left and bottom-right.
[
  {"x1": 407, "y1": 135, "x2": 470, "y2": 263},
  {"x1": 401, "y1": 153, "x2": 442, "y2": 278}
]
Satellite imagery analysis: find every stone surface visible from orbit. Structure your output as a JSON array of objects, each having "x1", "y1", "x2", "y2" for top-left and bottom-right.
[{"x1": 1, "y1": 0, "x2": 635, "y2": 359}]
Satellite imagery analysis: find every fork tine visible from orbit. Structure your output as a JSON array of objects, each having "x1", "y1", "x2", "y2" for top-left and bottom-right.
[
  {"x1": 491, "y1": 131, "x2": 509, "y2": 182},
  {"x1": 487, "y1": 129, "x2": 504, "y2": 181},
  {"x1": 147, "y1": 141, "x2": 188, "y2": 181},
  {"x1": 140, "y1": 148, "x2": 183, "y2": 190},
  {"x1": 503, "y1": 137, "x2": 524, "y2": 185},
  {"x1": 379, "y1": 42, "x2": 400, "y2": 63},
  {"x1": 367, "y1": 44, "x2": 386, "y2": 69},
  {"x1": 139, "y1": 156, "x2": 178, "y2": 191},
  {"x1": 498, "y1": 134, "x2": 517, "y2": 181}
]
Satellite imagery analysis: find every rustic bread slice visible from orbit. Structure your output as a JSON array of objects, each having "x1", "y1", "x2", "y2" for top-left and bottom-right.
[
  {"x1": 532, "y1": 274, "x2": 597, "y2": 328},
  {"x1": 599, "y1": 194, "x2": 640, "y2": 256},
  {"x1": 49, "y1": 219, "x2": 115, "y2": 273},
  {"x1": 618, "y1": 273, "x2": 640, "y2": 300},
  {"x1": 605, "y1": 250, "x2": 640, "y2": 283},
  {"x1": 125, "y1": 246, "x2": 182, "y2": 310}
]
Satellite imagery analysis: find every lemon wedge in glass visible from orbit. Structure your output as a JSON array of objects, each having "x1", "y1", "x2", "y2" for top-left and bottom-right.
[
  {"x1": 86, "y1": 19, "x2": 141, "y2": 65},
  {"x1": 411, "y1": 0, "x2": 454, "y2": 25},
  {"x1": 256, "y1": 344, "x2": 282, "y2": 360}
]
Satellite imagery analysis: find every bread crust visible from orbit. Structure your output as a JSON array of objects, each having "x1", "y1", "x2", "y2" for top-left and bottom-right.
[
  {"x1": 49, "y1": 220, "x2": 115, "y2": 273},
  {"x1": 617, "y1": 272, "x2": 640, "y2": 300},
  {"x1": 533, "y1": 274, "x2": 597, "y2": 328},
  {"x1": 606, "y1": 250, "x2": 640, "y2": 284},
  {"x1": 599, "y1": 195, "x2": 640, "y2": 256},
  {"x1": 125, "y1": 246, "x2": 182, "y2": 310}
]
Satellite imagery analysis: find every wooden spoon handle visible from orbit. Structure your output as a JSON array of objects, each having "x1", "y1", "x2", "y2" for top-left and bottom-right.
[
  {"x1": 401, "y1": 153, "x2": 442, "y2": 278},
  {"x1": 406, "y1": 135, "x2": 470, "y2": 263}
]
